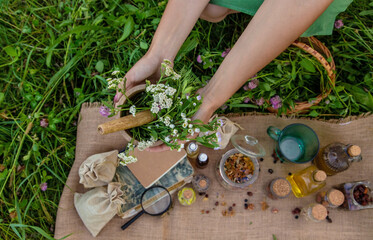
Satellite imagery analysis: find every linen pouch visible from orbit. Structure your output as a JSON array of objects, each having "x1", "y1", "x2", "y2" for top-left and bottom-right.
[
  {"x1": 74, "y1": 182, "x2": 125, "y2": 237},
  {"x1": 200, "y1": 115, "x2": 243, "y2": 150},
  {"x1": 79, "y1": 150, "x2": 119, "y2": 188}
]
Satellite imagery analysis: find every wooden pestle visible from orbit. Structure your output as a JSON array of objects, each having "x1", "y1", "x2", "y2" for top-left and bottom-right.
[{"x1": 98, "y1": 110, "x2": 155, "y2": 135}]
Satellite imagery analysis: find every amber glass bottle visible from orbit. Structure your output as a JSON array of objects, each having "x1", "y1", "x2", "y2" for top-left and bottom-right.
[
  {"x1": 314, "y1": 143, "x2": 362, "y2": 176},
  {"x1": 287, "y1": 165, "x2": 327, "y2": 198}
]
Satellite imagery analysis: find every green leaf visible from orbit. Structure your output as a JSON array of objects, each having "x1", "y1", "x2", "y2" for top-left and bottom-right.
[
  {"x1": 0, "y1": 92, "x2": 4, "y2": 105},
  {"x1": 273, "y1": 234, "x2": 277, "y2": 240},
  {"x1": 262, "y1": 83, "x2": 271, "y2": 91},
  {"x1": 176, "y1": 34, "x2": 199, "y2": 61},
  {"x1": 309, "y1": 110, "x2": 319, "y2": 117},
  {"x1": 342, "y1": 83, "x2": 373, "y2": 111},
  {"x1": 117, "y1": 16, "x2": 134, "y2": 43},
  {"x1": 359, "y1": 10, "x2": 373, "y2": 16},
  {"x1": 300, "y1": 58, "x2": 316, "y2": 72},
  {"x1": 228, "y1": 104, "x2": 258, "y2": 109},
  {"x1": 95, "y1": 60, "x2": 104, "y2": 73},
  {"x1": 140, "y1": 41, "x2": 148, "y2": 50},
  {"x1": 4, "y1": 46, "x2": 18, "y2": 57}
]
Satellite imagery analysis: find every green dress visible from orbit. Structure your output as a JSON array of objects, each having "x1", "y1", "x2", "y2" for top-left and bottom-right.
[{"x1": 209, "y1": 0, "x2": 353, "y2": 37}]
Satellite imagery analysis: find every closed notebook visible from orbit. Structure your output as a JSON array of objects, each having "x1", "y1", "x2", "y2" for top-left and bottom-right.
[
  {"x1": 127, "y1": 147, "x2": 187, "y2": 188},
  {"x1": 115, "y1": 155, "x2": 194, "y2": 218}
]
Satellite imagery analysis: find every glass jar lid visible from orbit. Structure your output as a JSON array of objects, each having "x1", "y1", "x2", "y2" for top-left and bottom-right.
[{"x1": 231, "y1": 135, "x2": 265, "y2": 158}]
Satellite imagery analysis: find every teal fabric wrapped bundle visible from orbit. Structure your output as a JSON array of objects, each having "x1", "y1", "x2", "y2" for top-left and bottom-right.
[{"x1": 209, "y1": 0, "x2": 353, "y2": 36}]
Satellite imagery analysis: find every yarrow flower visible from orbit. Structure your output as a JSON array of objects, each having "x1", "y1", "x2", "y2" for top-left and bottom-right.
[
  {"x1": 99, "y1": 106, "x2": 111, "y2": 117},
  {"x1": 221, "y1": 48, "x2": 231, "y2": 58},
  {"x1": 111, "y1": 70, "x2": 120, "y2": 76},
  {"x1": 40, "y1": 182, "x2": 48, "y2": 191},
  {"x1": 106, "y1": 77, "x2": 122, "y2": 90},
  {"x1": 129, "y1": 105, "x2": 136, "y2": 117},
  {"x1": 138, "y1": 136, "x2": 157, "y2": 151},
  {"x1": 270, "y1": 95, "x2": 282, "y2": 109},
  {"x1": 146, "y1": 84, "x2": 176, "y2": 114},
  {"x1": 118, "y1": 153, "x2": 138, "y2": 166},
  {"x1": 40, "y1": 118, "x2": 49, "y2": 128},
  {"x1": 334, "y1": 19, "x2": 344, "y2": 29},
  {"x1": 197, "y1": 55, "x2": 203, "y2": 63}
]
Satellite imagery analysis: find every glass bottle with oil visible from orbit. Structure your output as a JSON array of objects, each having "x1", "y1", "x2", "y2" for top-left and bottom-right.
[
  {"x1": 314, "y1": 143, "x2": 362, "y2": 176},
  {"x1": 287, "y1": 165, "x2": 327, "y2": 198}
]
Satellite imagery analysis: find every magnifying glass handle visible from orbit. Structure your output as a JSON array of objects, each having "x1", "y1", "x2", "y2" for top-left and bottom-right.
[{"x1": 121, "y1": 210, "x2": 144, "y2": 230}]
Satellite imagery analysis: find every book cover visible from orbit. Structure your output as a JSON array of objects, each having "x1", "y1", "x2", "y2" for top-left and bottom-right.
[
  {"x1": 126, "y1": 147, "x2": 187, "y2": 188},
  {"x1": 115, "y1": 156, "x2": 194, "y2": 218}
]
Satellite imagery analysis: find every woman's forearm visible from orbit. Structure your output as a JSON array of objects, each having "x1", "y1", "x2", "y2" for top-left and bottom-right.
[
  {"x1": 201, "y1": 0, "x2": 333, "y2": 113},
  {"x1": 148, "y1": 0, "x2": 210, "y2": 62}
]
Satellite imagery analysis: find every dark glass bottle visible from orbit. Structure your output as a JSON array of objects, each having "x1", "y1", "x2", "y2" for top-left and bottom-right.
[
  {"x1": 196, "y1": 153, "x2": 209, "y2": 169},
  {"x1": 314, "y1": 143, "x2": 362, "y2": 176}
]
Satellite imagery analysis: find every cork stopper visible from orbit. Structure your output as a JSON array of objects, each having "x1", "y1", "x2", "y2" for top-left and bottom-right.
[
  {"x1": 198, "y1": 153, "x2": 208, "y2": 162},
  {"x1": 183, "y1": 189, "x2": 194, "y2": 199},
  {"x1": 272, "y1": 178, "x2": 291, "y2": 197},
  {"x1": 328, "y1": 189, "x2": 345, "y2": 207},
  {"x1": 311, "y1": 204, "x2": 328, "y2": 220},
  {"x1": 347, "y1": 145, "x2": 361, "y2": 157},
  {"x1": 188, "y1": 142, "x2": 197, "y2": 151},
  {"x1": 199, "y1": 179, "x2": 207, "y2": 188},
  {"x1": 313, "y1": 170, "x2": 327, "y2": 182}
]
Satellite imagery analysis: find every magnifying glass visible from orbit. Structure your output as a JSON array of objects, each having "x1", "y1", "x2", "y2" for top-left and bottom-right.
[{"x1": 121, "y1": 185, "x2": 172, "y2": 230}]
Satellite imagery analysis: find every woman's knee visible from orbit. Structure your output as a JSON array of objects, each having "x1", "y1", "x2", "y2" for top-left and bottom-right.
[{"x1": 200, "y1": 4, "x2": 235, "y2": 23}]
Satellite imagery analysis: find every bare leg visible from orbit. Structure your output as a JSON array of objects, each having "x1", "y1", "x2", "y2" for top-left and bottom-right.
[
  {"x1": 197, "y1": 0, "x2": 334, "y2": 123},
  {"x1": 200, "y1": 4, "x2": 239, "y2": 23}
]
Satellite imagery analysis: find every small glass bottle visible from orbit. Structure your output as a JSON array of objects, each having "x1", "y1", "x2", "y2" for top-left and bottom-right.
[
  {"x1": 301, "y1": 203, "x2": 328, "y2": 222},
  {"x1": 314, "y1": 143, "x2": 362, "y2": 176},
  {"x1": 287, "y1": 165, "x2": 327, "y2": 198},
  {"x1": 192, "y1": 174, "x2": 210, "y2": 193},
  {"x1": 186, "y1": 141, "x2": 199, "y2": 162},
  {"x1": 196, "y1": 153, "x2": 209, "y2": 169},
  {"x1": 177, "y1": 187, "x2": 196, "y2": 206},
  {"x1": 267, "y1": 177, "x2": 292, "y2": 200},
  {"x1": 316, "y1": 189, "x2": 345, "y2": 208}
]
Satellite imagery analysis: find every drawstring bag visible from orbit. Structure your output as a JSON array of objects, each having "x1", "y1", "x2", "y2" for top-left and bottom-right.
[
  {"x1": 74, "y1": 182, "x2": 125, "y2": 237},
  {"x1": 79, "y1": 150, "x2": 119, "y2": 188}
]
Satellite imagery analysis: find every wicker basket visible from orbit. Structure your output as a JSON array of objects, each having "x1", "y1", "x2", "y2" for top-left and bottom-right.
[{"x1": 267, "y1": 36, "x2": 336, "y2": 114}]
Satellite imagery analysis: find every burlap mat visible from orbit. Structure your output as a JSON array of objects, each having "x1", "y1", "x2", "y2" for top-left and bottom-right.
[{"x1": 54, "y1": 103, "x2": 373, "y2": 240}]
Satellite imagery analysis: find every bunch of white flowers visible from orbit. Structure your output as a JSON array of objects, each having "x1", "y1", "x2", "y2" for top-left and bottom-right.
[
  {"x1": 138, "y1": 136, "x2": 157, "y2": 151},
  {"x1": 146, "y1": 84, "x2": 176, "y2": 114},
  {"x1": 106, "y1": 70, "x2": 123, "y2": 90},
  {"x1": 161, "y1": 59, "x2": 181, "y2": 80}
]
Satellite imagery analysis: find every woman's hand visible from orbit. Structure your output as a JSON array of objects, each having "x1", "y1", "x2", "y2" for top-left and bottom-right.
[{"x1": 114, "y1": 54, "x2": 162, "y2": 104}]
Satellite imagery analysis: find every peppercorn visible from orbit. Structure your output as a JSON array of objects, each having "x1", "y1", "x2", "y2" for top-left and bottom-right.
[
  {"x1": 326, "y1": 216, "x2": 332, "y2": 223},
  {"x1": 295, "y1": 215, "x2": 299, "y2": 219},
  {"x1": 205, "y1": 194, "x2": 209, "y2": 198},
  {"x1": 233, "y1": 203, "x2": 236, "y2": 207},
  {"x1": 228, "y1": 206, "x2": 233, "y2": 211},
  {"x1": 288, "y1": 172, "x2": 292, "y2": 176},
  {"x1": 268, "y1": 169, "x2": 274, "y2": 174},
  {"x1": 292, "y1": 207, "x2": 301, "y2": 215},
  {"x1": 215, "y1": 201, "x2": 219, "y2": 206},
  {"x1": 273, "y1": 160, "x2": 277, "y2": 164},
  {"x1": 247, "y1": 191, "x2": 253, "y2": 196},
  {"x1": 244, "y1": 203, "x2": 248, "y2": 209},
  {"x1": 244, "y1": 199, "x2": 248, "y2": 203},
  {"x1": 260, "y1": 158, "x2": 264, "y2": 162}
]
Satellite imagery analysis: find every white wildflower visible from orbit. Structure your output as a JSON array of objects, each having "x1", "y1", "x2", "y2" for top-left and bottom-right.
[
  {"x1": 181, "y1": 113, "x2": 186, "y2": 118},
  {"x1": 118, "y1": 153, "x2": 138, "y2": 166},
  {"x1": 196, "y1": 95, "x2": 202, "y2": 101},
  {"x1": 188, "y1": 124, "x2": 193, "y2": 129},
  {"x1": 164, "y1": 136, "x2": 170, "y2": 142},
  {"x1": 182, "y1": 122, "x2": 188, "y2": 128},
  {"x1": 163, "y1": 59, "x2": 172, "y2": 66},
  {"x1": 129, "y1": 105, "x2": 136, "y2": 117},
  {"x1": 112, "y1": 70, "x2": 120, "y2": 76},
  {"x1": 194, "y1": 128, "x2": 200, "y2": 133},
  {"x1": 170, "y1": 124, "x2": 175, "y2": 129},
  {"x1": 148, "y1": 126, "x2": 151, "y2": 129},
  {"x1": 173, "y1": 129, "x2": 178, "y2": 135},
  {"x1": 188, "y1": 129, "x2": 194, "y2": 135},
  {"x1": 193, "y1": 102, "x2": 197, "y2": 106}
]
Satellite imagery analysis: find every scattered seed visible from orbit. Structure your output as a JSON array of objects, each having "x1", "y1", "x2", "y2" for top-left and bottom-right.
[
  {"x1": 206, "y1": 210, "x2": 210, "y2": 214},
  {"x1": 295, "y1": 215, "x2": 299, "y2": 219},
  {"x1": 199, "y1": 192, "x2": 204, "y2": 196},
  {"x1": 201, "y1": 210, "x2": 205, "y2": 214},
  {"x1": 228, "y1": 206, "x2": 233, "y2": 211},
  {"x1": 205, "y1": 194, "x2": 209, "y2": 198},
  {"x1": 247, "y1": 191, "x2": 253, "y2": 196},
  {"x1": 244, "y1": 199, "x2": 248, "y2": 203},
  {"x1": 259, "y1": 168, "x2": 261, "y2": 172},
  {"x1": 292, "y1": 207, "x2": 301, "y2": 215},
  {"x1": 232, "y1": 203, "x2": 236, "y2": 207},
  {"x1": 288, "y1": 172, "x2": 292, "y2": 176},
  {"x1": 244, "y1": 203, "x2": 248, "y2": 208},
  {"x1": 268, "y1": 169, "x2": 274, "y2": 174},
  {"x1": 248, "y1": 203, "x2": 255, "y2": 210},
  {"x1": 273, "y1": 160, "x2": 277, "y2": 164},
  {"x1": 215, "y1": 201, "x2": 219, "y2": 206},
  {"x1": 261, "y1": 201, "x2": 269, "y2": 211},
  {"x1": 271, "y1": 207, "x2": 279, "y2": 214},
  {"x1": 326, "y1": 216, "x2": 332, "y2": 223},
  {"x1": 260, "y1": 158, "x2": 264, "y2": 162},
  {"x1": 221, "y1": 202, "x2": 227, "y2": 206},
  {"x1": 249, "y1": 221, "x2": 253, "y2": 225}
]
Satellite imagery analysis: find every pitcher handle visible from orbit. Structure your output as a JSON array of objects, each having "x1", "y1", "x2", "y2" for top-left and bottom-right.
[{"x1": 267, "y1": 126, "x2": 281, "y2": 141}]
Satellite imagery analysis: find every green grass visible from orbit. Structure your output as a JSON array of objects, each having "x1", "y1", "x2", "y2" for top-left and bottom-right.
[{"x1": 0, "y1": 0, "x2": 372, "y2": 239}]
